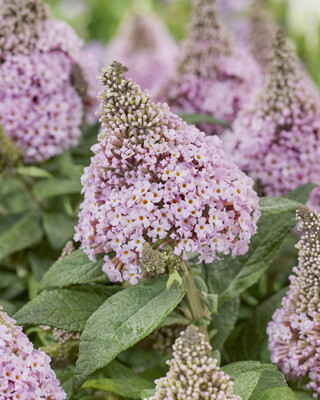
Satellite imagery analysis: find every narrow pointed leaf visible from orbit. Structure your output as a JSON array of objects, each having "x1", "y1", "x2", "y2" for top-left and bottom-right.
[
  {"x1": 233, "y1": 372, "x2": 261, "y2": 400},
  {"x1": 74, "y1": 277, "x2": 186, "y2": 390},
  {"x1": 82, "y1": 378, "x2": 154, "y2": 399},
  {"x1": 40, "y1": 250, "x2": 108, "y2": 290},
  {"x1": 0, "y1": 213, "x2": 42, "y2": 260},
  {"x1": 14, "y1": 285, "x2": 118, "y2": 331}
]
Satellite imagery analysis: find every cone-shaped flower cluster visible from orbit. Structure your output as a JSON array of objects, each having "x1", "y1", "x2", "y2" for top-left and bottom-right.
[
  {"x1": 145, "y1": 325, "x2": 241, "y2": 400},
  {"x1": 225, "y1": 30, "x2": 320, "y2": 209},
  {"x1": 0, "y1": 0, "x2": 99, "y2": 163},
  {"x1": 106, "y1": 12, "x2": 177, "y2": 96},
  {"x1": 216, "y1": 0, "x2": 251, "y2": 44},
  {"x1": 160, "y1": 0, "x2": 262, "y2": 135},
  {"x1": 268, "y1": 207, "x2": 320, "y2": 398},
  {"x1": 0, "y1": 307, "x2": 66, "y2": 400},
  {"x1": 249, "y1": 0, "x2": 277, "y2": 72},
  {"x1": 74, "y1": 61, "x2": 260, "y2": 284}
]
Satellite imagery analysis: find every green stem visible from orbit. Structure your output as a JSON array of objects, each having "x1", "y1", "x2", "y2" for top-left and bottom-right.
[{"x1": 181, "y1": 261, "x2": 209, "y2": 340}]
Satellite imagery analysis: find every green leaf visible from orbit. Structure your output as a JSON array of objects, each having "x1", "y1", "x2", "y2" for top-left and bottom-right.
[
  {"x1": 223, "y1": 361, "x2": 291, "y2": 400},
  {"x1": 0, "y1": 213, "x2": 43, "y2": 260},
  {"x1": 82, "y1": 377, "x2": 154, "y2": 399},
  {"x1": 259, "y1": 197, "x2": 301, "y2": 216},
  {"x1": 233, "y1": 372, "x2": 261, "y2": 400},
  {"x1": 206, "y1": 184, "x2": 314, "y2": 305},
  {"x1": 179, "y1": 112, "x2": 231, "y2": 128},
  {"x1": 0, "y1": 299, "x2": 18, "y2": 316},
  {"x1": 14, "y1": 285, "x2": 118, "y2": 331},
  {"x1": 74, "y1": 276, "x2": 186, "y2": 390},
  {"x1": 33, "y1": 177, "x2": 82, "y2": 197},
  {"x1": 0, "y1": 270, "x2": 24, "y2": 289},
  {"x1": 42, "y1": 212, "x2": 76, "y2": 250},
  {"x1": 294, "y1": 391, "x2": 315, "y2": 400},
  {"x1": 105, "y1": 359, "x2": 138, "y2": 379},
  {"x1": 141, "y1": 389, "x2": 156, "y2": 399},
  {"x1": 283, "y1": 183, "x2": 316, "y2": 203},
  {"x1": 16, "y1": 166, "x2": 52, "y2": 178},
  {"x1": 254, "y1": 387, "x2": 295, "y2": 400},
  {"x1": 223, "y1": 361, "x2": 265, "y2": 379},
  {"x1": 40, "y1": 250, "x2": 108, "y2": 290},
  {"x1": 210, "y1": 296, "x2": 240, "y2": 349},
  {"x1": 202, "y1": 293, "x2": 218, "y2": 314},
  {"x1": 55, "y1": 366, "x2": 76, "y2": 400},
  {"x1": 236, "y1": 287, "x2": 288, "y2": 362},
  {"x1": 159, "y1": 311, "x2": 190, "y2": 327}
]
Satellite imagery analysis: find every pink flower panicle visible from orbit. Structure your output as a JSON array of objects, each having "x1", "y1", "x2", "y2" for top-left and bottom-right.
[
  {"x1": 160, "y1": 0, "x2": 262, "y2": 135},
  {"x1": 75, "y1": 61, "x2": 260, "y2": 284},
  {"x1": 145, "y1": 325, "x2": 241, "y2": 400},
  {"x1": 177, "y1": 0, "x2": 232, "y2": 77},
  {"x1": 216, "y1": 0, "x2": 251, "y2": 44},
  {"x1": 249, "y1": 0, "x2": 277, "y2": 72},
  {"x1": 225, "y1": 29, "x2": 320, "y2": 209},
  {"x1": 0, "y1": 306, "x2": 66, "y2": 400},
  {"x1": 268, "y1": 207, "x2": 320, "y2": 398},
  {"x1": 0, "y1": 0, "x2": 49, "y2": 60},
  {"x1": 106, "y1": 12, "x2": 177, "y2": 96},
  {"x1": 0, "y1": 0, "x2": 99, "y2": 163}
]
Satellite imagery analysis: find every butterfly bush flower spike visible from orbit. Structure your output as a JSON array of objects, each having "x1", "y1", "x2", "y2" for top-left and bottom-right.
[
  {"x1": 249, "y1": 0, "x2": 277, "y2": 72},
  {"x1": 75, "y1": 61, "x2": 260, "y2": 284},
  {"x1": 0, "y1": 306, "x2": 66, "y2": 400},
  {"x1": 216, "y1": 0, "x2": 251, "y2": 44},
  {"x1": 106, "y1": 12, "x2": 177, "y2": 96},
  {"x1": 0, "y1": 0, "x2": 100, "y2": 163},
  {"x1": 145, "y1": 325, "x2": 242, "y2": 400},
  {"x1": 268, "y1": 207, "x2": 320, "y2": 398},
  {"x1": 225, "y1": 30, "x2": 320, "y2": 209},
  {"x1": 160, "y1": 0, "x2": 262, "y2": 135}
]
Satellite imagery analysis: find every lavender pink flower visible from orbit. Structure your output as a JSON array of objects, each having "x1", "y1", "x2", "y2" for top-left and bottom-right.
[
  {"x1": 224, "y1": 30, "x2": 320, "y2": 209},
  {"x1": 0, "y1": 0, "x2": 100, "y2": 163},
  {"x1": 216, "y1": 0, "x2": 251, "y2": 44},
  {"x1": 268, "y1": 207, "x2": 320, "y2": 398},
  {"x1": 74, "y1": 61, "x2": 260, "y2": 285},
  {"x1": 0, "y1": 306, "x2": 66, "y2": 400},
  {"x1": 106, "y1": 12, "x2": 177, "y2": 96},
  {"x1": 158, "y1": 0, "x2": 262, "y2": 135}
]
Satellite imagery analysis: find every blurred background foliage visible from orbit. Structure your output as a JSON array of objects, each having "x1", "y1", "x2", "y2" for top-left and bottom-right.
[{"x1": 46, "y1": 0, "x2": 320, "y2": 86}]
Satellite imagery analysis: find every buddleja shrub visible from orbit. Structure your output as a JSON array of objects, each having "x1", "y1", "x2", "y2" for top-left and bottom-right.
[{"x1": 9, "y1": 60, "x2": 316, "y2": 400}]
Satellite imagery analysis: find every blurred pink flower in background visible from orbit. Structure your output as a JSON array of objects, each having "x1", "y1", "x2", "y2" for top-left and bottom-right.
[
  {"x1": 158, "y1": 0, "x2": 262, "y2": 135},
  {"x1": 216, "y1": 0, "x2": 251, "y2": 44},
  {"x1": 0, "y1": 0, "x2": 100, "y2": 163},
  {"x1": 106, "y1": 12, "x2": 177, "y2": 96},
  {"x1": 224, "y1": 30, "x2": 320, "y2": 210}
]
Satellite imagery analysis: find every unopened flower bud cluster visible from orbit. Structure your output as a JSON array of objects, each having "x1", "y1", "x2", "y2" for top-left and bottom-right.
[{"x1": 146, "y1": 325, "x2": 241, "y2": 399}]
